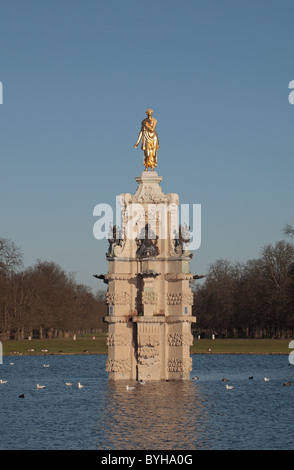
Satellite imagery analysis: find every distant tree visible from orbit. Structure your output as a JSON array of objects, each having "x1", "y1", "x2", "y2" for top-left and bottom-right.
[
  {"x1": 0, "y1": 239, "x2": 24, "y2": 338},
  {"x1": 193, "y1": 241, "x2": 294, "y2": 339},
  {"x1": 0, "y1": 238, "x2": 23, "y2": 273},
  {"x1": 283, "y1": 224, "x2": 294, "y2": 239}
]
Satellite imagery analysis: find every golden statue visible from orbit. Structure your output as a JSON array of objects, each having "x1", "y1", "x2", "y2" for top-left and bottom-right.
[{"x1": 134, "y1": 108, "x2": 159, "y2": 171}]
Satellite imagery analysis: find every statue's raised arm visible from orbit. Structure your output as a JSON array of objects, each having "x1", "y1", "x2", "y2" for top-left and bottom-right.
[{"x1": 134, "y1": 108, "x2": 159, "y2": 171}]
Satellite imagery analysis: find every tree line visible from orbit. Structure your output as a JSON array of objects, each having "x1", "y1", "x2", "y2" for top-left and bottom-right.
[
  {"x1": 193, "y1": 230, "x2": 294, "y2": 339},
  {"x1": 1, "y1": 227, "x2": 294, "y2": 341},
  {"x1": 0, "y1": 238, "x2": 107, "y2": 340}
]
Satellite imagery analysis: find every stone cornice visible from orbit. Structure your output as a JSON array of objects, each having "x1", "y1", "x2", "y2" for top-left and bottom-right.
[{"x1": 165, "y1": 315, "x2": 196, "y2": 324}]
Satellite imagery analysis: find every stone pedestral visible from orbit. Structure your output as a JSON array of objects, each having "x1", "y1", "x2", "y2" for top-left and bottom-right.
[{"x1": 104, "y1": 171, "x2": 196, "y2": 380}]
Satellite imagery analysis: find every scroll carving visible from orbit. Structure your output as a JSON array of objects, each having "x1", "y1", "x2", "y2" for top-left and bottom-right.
[
  {"x1": 167, "y1": 292, "x2": 193, "y2": 305},
  {"x1": 106, "y1": 358, "x2": 131, "y2": 373},
  {"x1": 167, "y1": 332, "x2": 194, "y2": 347},
  {"x1": 167, "y1": 357, "x2": 192, "y2": 373},
  {"x1": 142, "y1": 292, "x2": 158, "y2": 305},
  {"x1": 106, "y1": 333, "x2": 130, "y2": 347},
  {"x1": 138, "y1": 334, "x2": 160, "y2": 347},
  {"x1": 137, "y1": 333, "x2": 160, "y2": 366},
  {"x1": 106, "y1": 292, "x2": 131, "y2": 305}
]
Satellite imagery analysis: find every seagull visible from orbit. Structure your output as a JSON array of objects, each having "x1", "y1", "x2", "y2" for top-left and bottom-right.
[
  {"x1": 43, "y1": 364, "x2": 50, "y2": 367},
  {"x1": 126, "y1": 385, "x2": 135, "y2": 390},
  {"x1": 36, "y1": 384, "x2": 46, "y2": 389},
  {"x1": 264, "y1": 377, "x2": 270, "y2": 382},
  {"x1": 77, "y1": 382, "x2": 84, "y2": 388},
  {"x1": 65, "y1": 382, "x2": 73, "y2": 386},
  {"x1": 10, "y1": 362, "x2": 14, "y2": 366},
  {"x1": 0, "y1": 380, "x2": 8, "y2": 384},
  {"x1": 226, "y1": 384, "x2": 234, "y2": 390}
]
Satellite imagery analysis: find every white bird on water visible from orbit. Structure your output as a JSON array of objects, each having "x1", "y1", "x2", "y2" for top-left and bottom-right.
[
  {"x1": 78, "y1": 382, "x2": 84, "y2": 388},
  {"x1": 226, "y1": 384, "x2": 234, "y2": 390},
  {"x1": 43, "y1": 364, "x2": 50, "y2": 367},
  {"x1": 126, "y1": 385, "x2": 135, "y2": 391},
  {"x1": 264, "y1": 377, "x2": 270, "y2": 382},
  {"x1": 0, "y1": 379, "x2": 8, "y2": 384},
  {"x1": 36, "y1": 384, "x2": 46, "y2": 389},
  {"x1": 65, "y1": 382, "x2": 73, "y2": 386}
]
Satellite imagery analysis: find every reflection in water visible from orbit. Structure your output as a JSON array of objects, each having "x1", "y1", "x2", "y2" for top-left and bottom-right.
[{"x1": 97, "y1": 381, "x2": 211, "y2": 450}]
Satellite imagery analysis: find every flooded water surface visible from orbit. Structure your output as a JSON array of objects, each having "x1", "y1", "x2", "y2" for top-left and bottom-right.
[{"x1": 0, "y1": 354, "x2": 293, "y2": 450}]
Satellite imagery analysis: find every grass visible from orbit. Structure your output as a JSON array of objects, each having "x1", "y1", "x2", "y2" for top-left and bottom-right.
[
  {"x1": 1, "y1": 335, "x2": 292, "y2": 356},
  {"x1": 2, "y1": 333, "x2": 108, "y2": 356},
  {"x1": 191, "y1": 338, "x2": 291, "y2": 355}
]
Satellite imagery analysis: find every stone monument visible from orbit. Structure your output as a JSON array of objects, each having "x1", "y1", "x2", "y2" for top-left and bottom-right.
[{"x1": 103, "y1": 109, "x2": 196, "y2": 380}]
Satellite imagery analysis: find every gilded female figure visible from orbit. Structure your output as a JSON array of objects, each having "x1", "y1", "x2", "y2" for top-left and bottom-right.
[{"x1": 134, "y1": 108, "x2": 159, "y2": 171}]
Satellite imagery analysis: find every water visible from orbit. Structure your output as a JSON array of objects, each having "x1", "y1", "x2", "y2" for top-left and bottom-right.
[{"x1": 0, "y1": 354, "x2": 294, "y2": 450}]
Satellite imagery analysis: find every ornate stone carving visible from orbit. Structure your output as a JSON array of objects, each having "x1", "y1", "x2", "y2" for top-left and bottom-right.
[
  {"x1": 140, "y1": 185, "x2": 156, "y2": 201},
  {"x1": 167, "y1": 357, "x2": 192, "y2": 373},
  {"x1": 106, "y1": 358, "x2": 131, "y2": 373},
  {"x1": 165, "y1": 273, "x2": 193, "y2": 281},
  {"x1": 174, "y1": 224, "x2": 191, "y2": 250},
  {"x1": 137, "y1": 333, "x2": 160, "y2": 366},
  {"x1": 104, "y1": 273, "x2": 133, "y2": 281},
  {"x1": 137, "y1": 345, "x2": 160, "y2": 366},
  {"x1": 106, "y1": 292, "x2": 131, "y2": 305},
  {"x1": 138, "y1": 333, "x2": 160, "y2": 347},
  {"x1": 167, "y1": 292, "x2": 193, "y2": 305},
  {"x1": 106, "y1": 225, "x2": 123, "y2": 258},
  {"x1": 106, "y1": 333, "x2": 130, "y2": 347},
  {"x1": 136, "y1": 224, "x2": 159, "y2": 257},
  {"x1": 167, "y1": 332, "x2": 194, "y2": 347},
  {"x1": 142, "y1": 292, "x2": 158, "y2": 305}
]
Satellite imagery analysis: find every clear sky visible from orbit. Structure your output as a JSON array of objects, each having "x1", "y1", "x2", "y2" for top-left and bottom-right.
[{"x1": 0, "y1": 0, "x2": 293, "y2": 292}]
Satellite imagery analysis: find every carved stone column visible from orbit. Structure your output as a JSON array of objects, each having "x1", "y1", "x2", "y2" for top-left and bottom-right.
[{"x1": 103, "y1": 171, "x2": 196, "y2": 380}]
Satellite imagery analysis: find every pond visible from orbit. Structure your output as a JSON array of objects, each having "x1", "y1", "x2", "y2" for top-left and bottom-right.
[{"x1": 0, "y1": 354, "x2": 293, "y2": 450}]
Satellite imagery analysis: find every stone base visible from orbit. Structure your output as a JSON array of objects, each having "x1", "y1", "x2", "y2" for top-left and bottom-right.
[{"x1": 104, "y1": 315, "x2": 196, "y2": 381}]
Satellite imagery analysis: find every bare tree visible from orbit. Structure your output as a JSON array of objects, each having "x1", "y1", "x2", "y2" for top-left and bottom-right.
[
  {"x1": 0, "y1": 238, "x2": 23, "y2": 273},
  {"x1": 283, "y1": 224, "x2": 294, "y2": 239}
]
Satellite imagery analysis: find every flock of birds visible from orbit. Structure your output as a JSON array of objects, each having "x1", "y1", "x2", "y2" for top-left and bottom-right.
[
  {"x1": 124, "y1": 375, "x2": 293, "y2": 391},
  {"x1": 190, "y1": 374, "x2": 293, "y2": 389},
  {"x1": 2, "y1": 359, "x2": 293, "y2": 395},
  {"x1": 0, "y1": 361, "x2": 85, "y2": 398}
]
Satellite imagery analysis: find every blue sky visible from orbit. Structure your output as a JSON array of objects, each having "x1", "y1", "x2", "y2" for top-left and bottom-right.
[{"x1": 0, "y1": 0, "x2": 293, "y2": 292}]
